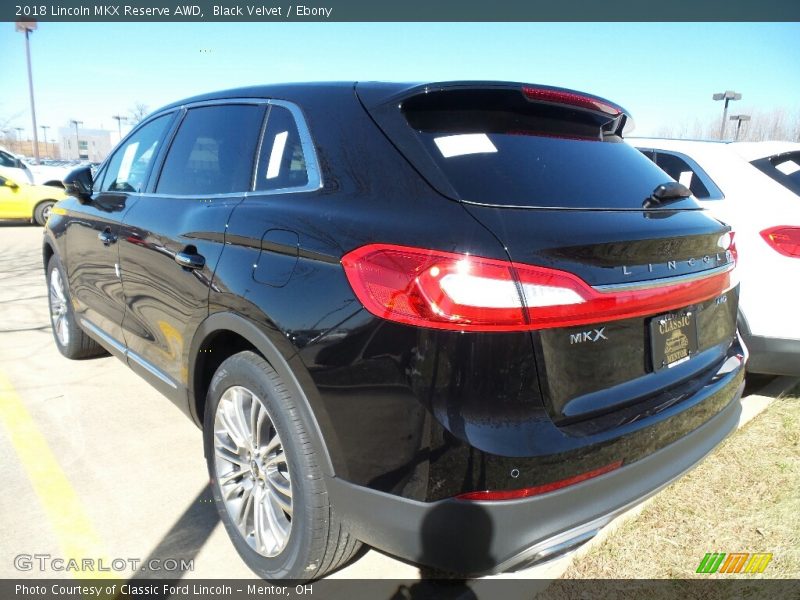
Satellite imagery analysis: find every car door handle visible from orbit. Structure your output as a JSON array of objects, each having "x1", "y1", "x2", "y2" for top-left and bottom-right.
[
  {"x1": 98, "y1": 230, "x2": 117, "y2": 245},
  {"x1": 175, "y1": 250, "x2": 205, "y2": 270}
]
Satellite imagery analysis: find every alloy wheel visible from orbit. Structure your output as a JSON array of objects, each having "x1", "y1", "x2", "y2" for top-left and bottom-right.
[
  {"x1": 213, "y1": 385, "x2": 292, "y2": 557},
  {"x1": 49, "y1": 268, "x2": 70, "y2": 346}
]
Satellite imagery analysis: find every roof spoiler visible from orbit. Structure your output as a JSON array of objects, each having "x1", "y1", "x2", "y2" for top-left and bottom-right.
[{"x1": 356, "y1": 81, "x2": 633, "y2": 137}]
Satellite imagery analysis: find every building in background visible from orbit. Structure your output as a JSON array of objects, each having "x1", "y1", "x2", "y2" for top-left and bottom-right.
[{"x1": 58, "y1": 126, "x2": 113, "y2": 161}]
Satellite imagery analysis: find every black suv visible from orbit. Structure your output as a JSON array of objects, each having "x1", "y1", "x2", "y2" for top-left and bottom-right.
[{"x1": 45, "y1": 82, "x2": 746, "y2": 580}]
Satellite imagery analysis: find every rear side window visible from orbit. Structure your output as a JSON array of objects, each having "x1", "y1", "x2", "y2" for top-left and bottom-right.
[
  {"x1": 255, "y1": 105, "x2": 309, "y2": 192},
  {"x1": 751, "y1": 151, "x2": 800, "y2": 197},
  {"x1": 387, "y1": 89, "x2": 682, "y2": 209},
  {"x1": 156, "y1": 104, "x2": 264, "y2": 195},
  {"x1": 0, "y1": 150, "x2": 17, "y2": 168}
]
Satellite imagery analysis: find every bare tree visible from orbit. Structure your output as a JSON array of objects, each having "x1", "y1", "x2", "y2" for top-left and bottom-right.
[
  {"x1": 128, "y1": 102, "x2": 150, "y2": 125},
  {"x1": 650, "y1": 106, "x2": 800, "y2": 142},
  {"x1": 0, "y1": 111, "x2": 25, "y2": 150}
]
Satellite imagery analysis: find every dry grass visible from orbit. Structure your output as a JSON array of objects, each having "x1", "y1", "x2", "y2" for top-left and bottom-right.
[{"x1": 561, "y1": 385, "x2": 800, "y2": 585}]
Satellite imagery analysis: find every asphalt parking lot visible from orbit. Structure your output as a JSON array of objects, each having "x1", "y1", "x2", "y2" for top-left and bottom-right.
[
  {"x1": 0, "y1": 222, "x2": 794, "y2": 591},
  {"x1": 0, "y1": 223, "x2": 574, "y2": 589}
]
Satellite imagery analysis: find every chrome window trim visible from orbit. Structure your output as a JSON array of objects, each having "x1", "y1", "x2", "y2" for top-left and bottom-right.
[
  {"x1": 251, "y1": 99, "x2": 323, "y2": 196},
  {"x1": 140, "y1": 98, "x2": 322, "y2": 199},
  {"x1": 593, "y1": 262, "x2": 734, "y2": 293},
  {"x1": 251, "y1": 104, "x2": 272, "y2": 192}
]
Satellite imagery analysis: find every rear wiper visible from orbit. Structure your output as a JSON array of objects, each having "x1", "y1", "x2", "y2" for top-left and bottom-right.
[{"x1": 643, "y1": 182, "x2": 692, "y2": 209}]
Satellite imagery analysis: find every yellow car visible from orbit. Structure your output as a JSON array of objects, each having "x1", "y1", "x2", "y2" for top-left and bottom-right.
[{"x1": 0, "y1": 171, "x2": 67, "y2": 226}]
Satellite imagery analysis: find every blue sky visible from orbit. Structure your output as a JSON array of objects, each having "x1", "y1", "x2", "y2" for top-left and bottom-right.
[{"x1": 1, "y1": 22, "x2": 798, "y2": 139}]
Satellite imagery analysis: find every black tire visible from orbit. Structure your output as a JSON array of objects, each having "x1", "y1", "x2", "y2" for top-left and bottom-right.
[
  {"x1": 46, "y1": 255, "x2": 107, "y2": 359},
  {"x1": 34, "y1": 201, "x2": 56, "y2": 226},
  {"x1": 204, "y1": 350, "x2": 360, "y2": 581}
]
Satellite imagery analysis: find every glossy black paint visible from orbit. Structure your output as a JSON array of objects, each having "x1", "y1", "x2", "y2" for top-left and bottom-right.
[{"x1": 45, "y1": 82, "x2": 744, "y2": 514}]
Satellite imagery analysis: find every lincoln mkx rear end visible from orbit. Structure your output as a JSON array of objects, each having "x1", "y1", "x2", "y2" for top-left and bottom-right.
[{"x1": 292, "y1": 81, "x2": 745, "y2": 575}]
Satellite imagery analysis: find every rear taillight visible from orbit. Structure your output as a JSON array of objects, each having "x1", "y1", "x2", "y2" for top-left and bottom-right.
[
  {"x1": 760, "y1": 226, "x2": 800, "y2": 258},
  {"x1": 456, "y1": 461, "x2": 623, "y2": 501},
  {"x1": 521, "y1": 86, "x2": 620, "y2": 116},
  {"x1": 341, "y1": 244, "x2": 736, "y2": 332},
  {"x1": 341, "y1": 245, "x2": 527, "y2": 332}
]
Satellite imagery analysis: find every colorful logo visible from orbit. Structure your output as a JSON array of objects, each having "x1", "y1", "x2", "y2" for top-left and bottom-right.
[{"x1": 696, "y1": 552, "x2": 772, "y2": 574}]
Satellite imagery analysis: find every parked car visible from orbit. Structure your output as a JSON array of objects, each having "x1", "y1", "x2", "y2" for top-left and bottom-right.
[
  {"x1": 633, "y1": 138, "x2": 800, "y2": 376},
  {"x1": 0, "y1": 147, "x2": 35, "y2": 184},
  {"x1": 0, "y1": 146, "x2": 77, "y2": 188},
  {"x1": 0, "y1": 173, "x2": 66, "y2": 225},
  {"x1": 45, "y1": 82, "x2": 746, "y2": 581},
  {"x1": 23, "y1": 158, "x2": 73, "y2": 188}
]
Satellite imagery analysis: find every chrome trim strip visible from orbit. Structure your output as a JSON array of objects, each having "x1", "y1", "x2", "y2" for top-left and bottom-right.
[
  {"x1": 140, "y1": 192, "x2": 246, "y2": 199},
  {"x1": 80, "y1": 318, "x2": 178, "y2": 390},
  {"x1": 127, "y1": 349, "x2": 178, "y2": 389},
  {"x1": 80, "y1": 318, "x2": 126, "y2": 354},
  {"x1": 593, "y1": 262, "x2": 734, "y2": 293},
  {"x1": 251, "y1": 104, "x2": 272, "y2": 192}
]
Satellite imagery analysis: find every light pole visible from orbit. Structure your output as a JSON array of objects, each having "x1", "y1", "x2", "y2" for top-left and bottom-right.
[
  {"x1": 14, "y1": 127, "x2": 24, "y2": 153},
  {"x1": 16, "y1": 21, "x2": 40, "y2": 164},
  {"x1": 40, "y1": 125, "x2": 49, "y2": 158},
  {"x1": 112, "y1": 114, "x2": 127, "y2": 140},
  {"x1": 70, "y1": 119, "x2": 83, "y2": 160},
  {"x1": 729, "y1": 115, "x2": 751, "y2": 141},
  {"x1": 712, "y1": 91, "x2": 742, "y2": 140}
]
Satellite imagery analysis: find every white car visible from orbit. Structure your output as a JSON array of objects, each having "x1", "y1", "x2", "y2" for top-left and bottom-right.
[
  {"x1": 0, "y1": 147, "x2": 34, "y2": 184},
  {"x1": 23, "y1": 159, "x2": 72, "y2": 188},
  {"x1": 0, "y1": 147, "x2": 71, "y2": 187},
  {"x1": 632, "y1": 138, "x2": 800, "y2": 375}
]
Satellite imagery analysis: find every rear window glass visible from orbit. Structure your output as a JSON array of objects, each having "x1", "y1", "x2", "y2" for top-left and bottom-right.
[
  {"x1": 751, "y1": 151, "x2": 800, "y2": 197},
  {"x1": 398, "y1": 90, "x2": 681, "y2": 209}
]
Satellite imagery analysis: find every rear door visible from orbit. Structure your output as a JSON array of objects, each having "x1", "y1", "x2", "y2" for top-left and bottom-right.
[
  {"x1": 360, "y1": 83, "x2": 738, "y2": 424},
  {"x1": 118, "y1": 101, "x2": 266, "y2": 404}
]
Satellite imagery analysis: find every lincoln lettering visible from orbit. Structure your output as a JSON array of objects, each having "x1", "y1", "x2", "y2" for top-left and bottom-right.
[{"x1": 622, "y1": 250, "x2": 732, "y2": 276}]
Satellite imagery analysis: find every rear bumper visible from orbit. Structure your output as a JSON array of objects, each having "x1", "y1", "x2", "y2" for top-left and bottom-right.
[
  {"x1": 328, "y1": 381, "x2": 743, "y2": 575},
  {"x1": 743, "y1": 334, "x2": 800, "y2": 377}
]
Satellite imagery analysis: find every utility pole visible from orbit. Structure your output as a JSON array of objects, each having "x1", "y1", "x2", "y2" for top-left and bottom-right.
[
  {"x1": 40, "y1": 125, "x2": 49, "y2": 157},
  {"x1": 14, "y1": 127, "x2": 24, "y2": 153},
  {"x1": 70, "y1": 120, "x2": 83, "y2": 160},
  {"x1": 16, "y1": 21, "x2": 40, "y2": 164},
  {"x1": 712, "y1": 91, "x2": 742, "y2": 140}
]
